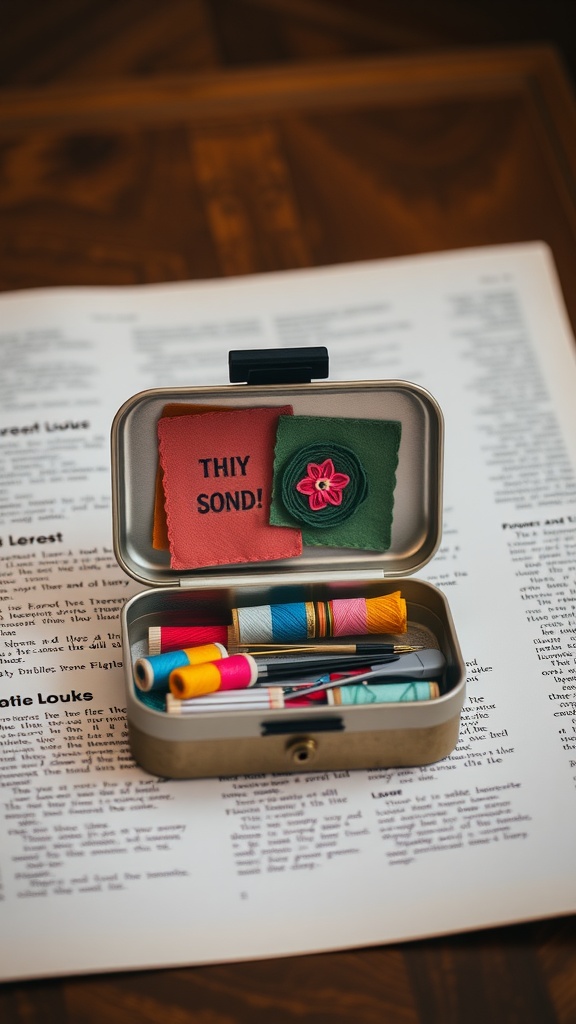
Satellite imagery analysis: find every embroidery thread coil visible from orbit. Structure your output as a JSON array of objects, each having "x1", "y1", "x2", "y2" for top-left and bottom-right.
[
  {"x1": 232, "y1": 593, "x2": 407, "y2": 645},
  {"x1": 280, "y1": 443, "x2": 368, "y2": 527}
]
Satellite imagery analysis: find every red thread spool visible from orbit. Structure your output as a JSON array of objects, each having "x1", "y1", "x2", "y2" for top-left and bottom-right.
[{"x1": 148, "y1": 625, "x2": 229, "y2": 655}]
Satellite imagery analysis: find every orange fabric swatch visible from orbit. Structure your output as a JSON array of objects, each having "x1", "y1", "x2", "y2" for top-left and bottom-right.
[{"x1": 157, "y1": 406, "x2": 302, "y2": 570}]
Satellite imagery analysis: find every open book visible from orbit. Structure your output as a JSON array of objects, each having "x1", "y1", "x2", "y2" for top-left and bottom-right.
[{"x1": 1, "y1": 242, "x2": 576, "y2": 980}]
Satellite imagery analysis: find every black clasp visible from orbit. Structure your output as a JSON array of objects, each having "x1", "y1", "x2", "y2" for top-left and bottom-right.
[
  {"x1": 260, "y1": 716, "x2": 344, "y2": 736},
  {"x1": 229, "y1": 347, "x2": 329, "y2": 385}
]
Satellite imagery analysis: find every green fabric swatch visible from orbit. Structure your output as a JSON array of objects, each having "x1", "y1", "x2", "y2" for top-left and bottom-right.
[{"x1": 270, "y1": 414, "x2": 402, "y2": 551}]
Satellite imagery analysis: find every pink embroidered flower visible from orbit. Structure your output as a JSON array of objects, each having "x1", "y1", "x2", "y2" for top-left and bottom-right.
[{"x1": 296, "y1": 459, "x2": 350, "y2": 510}]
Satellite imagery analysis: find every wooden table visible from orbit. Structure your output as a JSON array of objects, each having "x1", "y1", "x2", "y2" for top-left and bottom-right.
[{"x1": 1, "y1": 44, "x2": 575, "y2": 1024}]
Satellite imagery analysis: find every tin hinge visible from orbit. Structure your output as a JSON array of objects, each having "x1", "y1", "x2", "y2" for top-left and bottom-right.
[{"x1": 228, "y1": 346, "x2": 329, "y2": 385}]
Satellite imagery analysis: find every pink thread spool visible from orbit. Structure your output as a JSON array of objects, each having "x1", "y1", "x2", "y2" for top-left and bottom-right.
[
  {"x1": 331, "y1": 597, "x2": 367, "y2": 637},
  {"x1": 169, "y1": 653, "x2": 258, "y2": 700}
]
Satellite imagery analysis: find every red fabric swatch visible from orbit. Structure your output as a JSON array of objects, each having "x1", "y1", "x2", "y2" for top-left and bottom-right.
[{"x1": 158, "y1": 406, "x2": 302, "y2": 570}]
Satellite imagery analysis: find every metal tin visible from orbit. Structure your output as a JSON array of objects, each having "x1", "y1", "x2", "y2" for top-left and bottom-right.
[{"x1": 111, "y1": 369, "x2": 466, "y2": 778}]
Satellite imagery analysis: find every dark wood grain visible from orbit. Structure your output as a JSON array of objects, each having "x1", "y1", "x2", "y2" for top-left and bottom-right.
[
  {"x1": 1, "y1": 48, "x2": 576, "y2": 329},
  {"x1": 2, "y1": 0, "x2": 576, "y2": 86},
  {"x1": 1, "y1": 35, "x2": 576, "y2": 1024}
]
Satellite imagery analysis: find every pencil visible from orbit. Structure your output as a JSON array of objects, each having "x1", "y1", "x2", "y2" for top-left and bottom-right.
[{"x1": 165, "y1": 689, "x2": 285, "y2": 713}]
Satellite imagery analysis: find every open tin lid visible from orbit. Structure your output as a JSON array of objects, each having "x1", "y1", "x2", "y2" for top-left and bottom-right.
[{"x1": 111, "y1": 348, "x2": 443, "y2": 588}]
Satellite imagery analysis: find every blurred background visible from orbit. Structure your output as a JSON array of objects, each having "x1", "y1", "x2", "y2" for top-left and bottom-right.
[
  {"x1": 2, "y1": 2, "x2": 575, "y2": 298},
  {"x1": 1, "y1": 0, "x2": 574, "y2": 86}
]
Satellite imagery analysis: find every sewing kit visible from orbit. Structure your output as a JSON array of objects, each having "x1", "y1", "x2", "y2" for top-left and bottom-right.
[{"x1": 111, "y1": 347, "x2": 465, "y2": 778}]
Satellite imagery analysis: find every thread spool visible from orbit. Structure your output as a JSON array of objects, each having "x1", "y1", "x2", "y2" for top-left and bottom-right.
[
  {"x1": 329, "y1": 681, "x2": 439, "y2": 705},
  {"x1": 166, "y1": 687, "x2": 285, "y2": 713},
  {"x1": 233, "y1": 592, "x2": 406, "y2": 645},
  {"x1": 134, "y1": 642, "x2": 228, "y2": 692},
  {"x1": 148, "y1": 625, "x2": 230, "y2": 655},
  {"x1": 169, "y1": 653, "x2": 258, "y2": 700}
]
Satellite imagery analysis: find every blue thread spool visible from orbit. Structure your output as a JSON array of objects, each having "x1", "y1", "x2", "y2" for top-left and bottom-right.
[
  {"x1": 270, "y1": 602, "x2": 309, "y2": 642},
  {"x1": 133, "y1": 642, "x2": 228, "y2": 692},
  {"x1": 235, "y1": 602, "x2": 309, "y2": 644}
]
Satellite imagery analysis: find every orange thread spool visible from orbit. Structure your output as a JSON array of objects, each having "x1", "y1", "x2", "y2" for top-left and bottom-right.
[
  {"x1": 169, "y1": 653, "x2": 258, "y2": 700},
  {"x1": 365, "y1": 592, "x2": 407, "y2": 634}
]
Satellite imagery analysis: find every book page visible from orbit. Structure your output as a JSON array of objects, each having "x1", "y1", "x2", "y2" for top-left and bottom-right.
[{"x1": 1, "y1": 243, "x2": 576, "y2": 980}]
